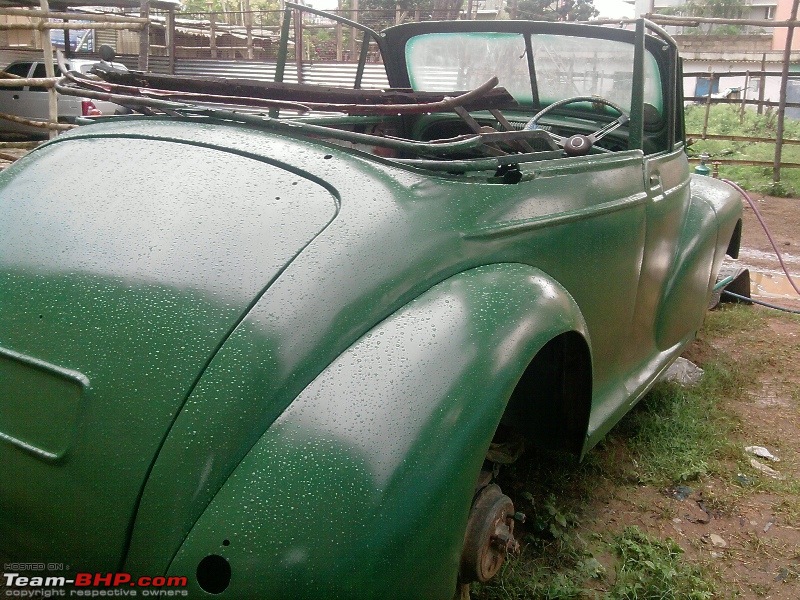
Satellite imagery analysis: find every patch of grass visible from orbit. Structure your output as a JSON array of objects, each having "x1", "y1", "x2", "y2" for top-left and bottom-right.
[
  {"x1": 472, "y1": 548, "x2": 605, "y2": 599},
  {"x1": 608, "y1": 526, "x2": 715, "y2": 599},
  {"x1": 703, "y1": 303, "x2": 767, "y2": 337},
  {"x1": 685, "y1": 104, "x2": 800, "y2": 195},
  {"x1": 616, "y1": 361, "x2": 742, "y2": 484}
]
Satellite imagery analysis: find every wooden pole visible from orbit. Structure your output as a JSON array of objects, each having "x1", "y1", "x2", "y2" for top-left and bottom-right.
[
  {"x1": 703, "y1": 71, "x2": 713, "y2": 139},
  {"x1": 349, "y1": 0, "x2": 358, "y2": 59},
  {"x1": 63, "y1": 22, "x2": 70, "y2": 59},
  {"x1": 740, "y1": 71, "x2": 749, "y2": 120},
  {"x1": 139, "y1": 0, "x2": 150, "y2": 71},
  {"x1": 244, "y1": 0, "x2": 253, "y2": 59},
  {"x1": 0, "y1": 22, "x2": 143, "y2": 30},
  {"x1": 0, "y1": 8, "x2": 148, "y2": 23},
  {"x1": 209, "y1": 5, "x2": 217, "y2": 58},
  {"x1": 167, "y1": 5, "x2": 176, "y2": 74},
  {"x1": 336, "y1": 21, "x2": 342, "y2": 61},
  {"x1": 293, "y1": 7, "x2": 302, "y2": 83},
  {"x1": 758, "y1": 53, "x2": 766, "y2": 115},
  {"x1": 38, "y1": 0, "x2": 57, "y2": 140},
  {"x1": 773, "y1": 0, "x2": 800, "y2": 184}
]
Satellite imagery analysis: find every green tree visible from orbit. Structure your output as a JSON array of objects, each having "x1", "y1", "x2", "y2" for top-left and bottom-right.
[
  {"x1": 515, "y1": 0, "x2": 598, "y2": 21},
  {"x1": 180, "y1": 0, "x2": 281, "y2": 18},
  {"x1": 659, "y1": 0, "x2": 748, "y2": 33}
]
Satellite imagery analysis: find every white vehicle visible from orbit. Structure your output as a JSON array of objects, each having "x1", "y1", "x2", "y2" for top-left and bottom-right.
[{"x1": 0, "y1": 58, "x2": 128, "y2": 137}]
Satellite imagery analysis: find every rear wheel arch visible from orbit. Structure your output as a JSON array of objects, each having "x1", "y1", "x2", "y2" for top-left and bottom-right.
[
  {"x1": 726, "y1": 218, "x2": 742, "y2": 259},
  {"x1": 499, "y1": 330, "x2": 592, "y2": 456}
]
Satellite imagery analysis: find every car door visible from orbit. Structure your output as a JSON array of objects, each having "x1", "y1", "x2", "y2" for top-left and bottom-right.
[
  {"x1": 0, "y1": 62, "x2": 35, "y2": 123},
  {"x1": 9, "y1": 62, "x2": 50, "y2": 122}
]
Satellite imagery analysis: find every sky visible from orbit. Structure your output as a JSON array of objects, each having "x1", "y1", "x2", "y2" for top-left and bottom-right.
[{"x1": 306, "y1": 0, "x2": 636, "y2": 19}]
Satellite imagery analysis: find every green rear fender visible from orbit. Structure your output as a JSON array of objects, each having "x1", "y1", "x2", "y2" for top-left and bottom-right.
[{"x1": 166, "y1": 263, "x2": 589, "y2": 599}]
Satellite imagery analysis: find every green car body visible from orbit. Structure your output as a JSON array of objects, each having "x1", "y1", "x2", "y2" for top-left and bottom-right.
[{"x1": 1, "y1": 16, "x2": 742, "y2": 599}]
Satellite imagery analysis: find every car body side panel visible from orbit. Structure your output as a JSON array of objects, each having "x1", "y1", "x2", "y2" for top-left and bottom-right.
[
  {"x1": 163, "y1": 264, "x2": 588, "y2": 599},
  {"x1": 0, "y1": 136, "x2": 338, "y2": 568},
  {"x1": 584, "y1": 160, "x2": 743, "y2": 449},
  {"x1": 111, "y1": 121, "x2": 649, "y2": 574},
  {"x1": 654, "y1": 194, "x2": 718, "y2": 348}
]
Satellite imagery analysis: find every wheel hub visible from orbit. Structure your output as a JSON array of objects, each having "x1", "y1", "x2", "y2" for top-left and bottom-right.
[{"x1": 459, "y1": 484, "x2": 519, "y2": 583}]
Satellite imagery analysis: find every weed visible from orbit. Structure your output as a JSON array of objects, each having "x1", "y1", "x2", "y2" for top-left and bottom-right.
[{"x1": 608, "y1": 526, "x2": 715, "y2": 599}]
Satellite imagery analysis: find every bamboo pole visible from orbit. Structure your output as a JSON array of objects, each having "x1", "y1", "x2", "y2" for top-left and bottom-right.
[
  {"x1": 0, "y1": 112, "x2": 73, "y2": 130},
  {"x1": 773, "y1": 0, "x2": 800, "y2": 184},
  {"x1": 209, "y1": 6, "x2": 217, "y2": 58},
  {"x1": 702, "y1": 70, "x2": 713, "y2": 139},
  {"x1": 0, "y1": 76, "x2": 57, "y2": 86},
  {"x1": 244, "y1": 0, "x2": 253, "y2": 59},
  {"x1": 740, "y1": 71, "x2": 749, "y2": 120},
  {"x1": 293, "y1": 6, "x2": 302, "y2": 82},
  {"x1": 648, "y1": 14, "x2": 800, "y2": 27},
  {"x1": 0, "y1": 141, "x2": 40, "y2": 148},
  {"x1": 139, "y1": 0, "x2": 150, "y2": 70},
  {"x1": 0, "y1": 8, "x2": 149, "y2": 23},
  {"x1": 167, "y1": 6, "x2": 176, "y2": 74},
  {"x1": 336, "y1": 21, "x2": 342, "y2": 61},
  {"x1": 39, "y1": 0, "x2": 57, "y2": 140},
  {"x1": 0, "y1": 22, "x2": 143, "y2": 30},
  {"x1": 349, "y1": 0, "x2": 357, "y2": 59},
  {"x1": 758, "y1": 54, "x2": 766, "y2": 115}
]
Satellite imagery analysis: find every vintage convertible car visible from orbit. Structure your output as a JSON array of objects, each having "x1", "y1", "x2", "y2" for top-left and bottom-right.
[{"x1": 0, "y1": 9, "x2": 742, "y2": 599}]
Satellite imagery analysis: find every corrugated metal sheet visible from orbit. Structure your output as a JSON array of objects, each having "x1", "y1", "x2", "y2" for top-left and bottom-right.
[
  {"x1": 95, "y1": 29, "x2": 116, "y2": 50},
  {"x1": 1, "y1": 49, "x2": 391, "y2": 88},
  {"x1": 113, "y1": 55, "x2": 389, "y2": 89},
  {"x1": 0, "y1": 48, "x2": 42, "y2": 66}
]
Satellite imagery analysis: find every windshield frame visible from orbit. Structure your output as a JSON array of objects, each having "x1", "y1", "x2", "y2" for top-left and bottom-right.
[{"x1": 381, "y1": 19, "x2": 680, "y2": 152}]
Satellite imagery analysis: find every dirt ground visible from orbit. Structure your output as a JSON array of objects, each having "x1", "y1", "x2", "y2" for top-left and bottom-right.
[
  {"x1": 731, "y1": 193, "x2": 800, "y2": 310},
  {"x1": 584, "y1": 194, "x2": 800, "y2": 599}
]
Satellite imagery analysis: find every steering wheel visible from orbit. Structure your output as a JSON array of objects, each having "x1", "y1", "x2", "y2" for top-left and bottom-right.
[{"x1": 523, "y1": 96, "x2": 629, "y2": 156}]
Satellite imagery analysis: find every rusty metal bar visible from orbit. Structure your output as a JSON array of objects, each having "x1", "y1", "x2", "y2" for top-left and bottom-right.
[
  {"x1": 274, "y1": 7, "x2": 291, "y2": 87},
  {"x1": 354, "y1": 32, "x2": 370, "y2": 89}
]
